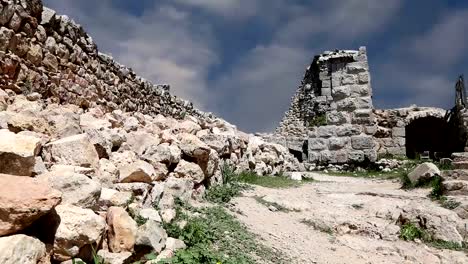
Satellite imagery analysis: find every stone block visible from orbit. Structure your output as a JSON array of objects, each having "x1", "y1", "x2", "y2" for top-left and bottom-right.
[
  {"x1": 320, "y1": 151, "x2": 334, "y2": 163},
  {"x1": 316, "y1": 126, "x2": 336, "y2": 138},
  {"x1": 335, "y1": 151, "x2": 348, "y2": 163},
  {"x1": 329, "y1": 137, "x2": 349, "y2": 150},
  {"x1": 321, "y1": 88, "x2": 331, "y2": 96},
  {"x1": 332, "y1": 86, "x2": 350, "y2": 100},
  {"x1": 364, "y1": 149, "x2": 378, "y2": 162},
  {"x1": 358, "y1": 72, "x2": 369, "y2": 84},
  {"x1": 308, "y1": 151, "x2": 321, "y2": 163},
  {"x1": 356, "y1": 96, "x2": 372, "y2": 109},
  {"x1": 351, "y1": 135, "x2": 375, "y2": 150},
  {"x1": 395, "y1": 137, "x2": 406, "y2": 147},
  {"x1": 337, "y1": 125, "x2": 361, "y2": 137},
  {"x1": 341, "y1": 75, "x2": 356, "y2": 85},
  {"x1": 326, "y1": 111, "x2": 350, "y2": 125},
  {"x1": 350, "y1": 84, "x2": 370, "y2": 96},
  {"x1": 336, "y1": 98, "x2": 357, "y2": 111},
  {"x1": 320, "y1": 79, "x2": 330, "y2": 88},
  {"x1": 308, "y1": 138, "x2": 328, "y2": 151},
  {"x1": 364, "y1": 125, "x2": 377, "y2": 135},
  {"x1": 331, "y1": 76, "x2": 341, "y2": 87},
  {"x1": 346, "y1": 62, "x2": 367, "y2": 74},
  {"x1": 392, "y1": 127, "x2": 405, "y2": 137},
  {"x1": 349, "y1": 151, "x2": 365, "y2": 162},
  {"x1": 387, "y1": 147, "x2": 405, "y2": 156}
]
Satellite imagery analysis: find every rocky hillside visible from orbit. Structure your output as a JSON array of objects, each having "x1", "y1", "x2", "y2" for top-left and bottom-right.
[{"x1": 0, "y1": 1, "x2": 302, "y2": 263}]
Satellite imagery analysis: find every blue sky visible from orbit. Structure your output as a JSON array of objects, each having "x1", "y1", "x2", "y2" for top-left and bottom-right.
[{"x1": 43, "y1": 0, "x2": 468, "y2": 132}]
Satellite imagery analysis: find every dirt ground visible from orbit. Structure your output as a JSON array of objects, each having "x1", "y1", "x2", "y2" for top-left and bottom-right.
[{"x1": 231, "y1": 173, "x2": 468, "y2": 264}]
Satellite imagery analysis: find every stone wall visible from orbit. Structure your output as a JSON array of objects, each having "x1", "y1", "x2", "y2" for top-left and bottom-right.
[
  {"x1": 274, "y1": 47, "x2": 377, "y2": 164},
  {"x1": 0, "y1": 0, "x2": 206, "y2": 120},
  {"x1": 374, "y1": 107, "x2": 447, "y2": 156}
]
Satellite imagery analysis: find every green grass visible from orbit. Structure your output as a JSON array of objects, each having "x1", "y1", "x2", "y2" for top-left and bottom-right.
[
  {"x1": 237, "y1": 171, "x2": 313, "y2": 189},
  {"x1": 204, "y1": 165, "x2": 313, "y2": 204},
  {"x1": 438, "y1": 196, "x2": 461, "y2": 210},
  {"x1": 399, "y1": 222, "x2": 467, "y2": 252},
  {"x1": 159, "y1": 202, "x2": 288, "y2": 264}
]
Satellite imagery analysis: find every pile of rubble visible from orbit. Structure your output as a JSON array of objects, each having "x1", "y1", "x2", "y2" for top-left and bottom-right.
[{"x1": 0, "y1": 90, "x2": 301, "y2": 263}]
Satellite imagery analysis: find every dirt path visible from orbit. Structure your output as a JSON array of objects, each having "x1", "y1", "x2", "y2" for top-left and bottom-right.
[{"x1": 231, "y1": 173, "x2": 468, "y2": 264}]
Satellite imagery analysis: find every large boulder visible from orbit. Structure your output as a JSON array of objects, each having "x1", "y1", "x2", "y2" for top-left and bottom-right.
[
  {"x1": 0, "y1": 234, "x2": 48, "y2": 264},
  {"x1": 125, "y1": 131, "x2": 160, "y2": 156},
  {"x1": 408, "y1": 162, "x2": 441, "y2": 185},
  {"x1": 107, "y1": 207, "x2": 138, "y2": 253},
  {"x1": 143, "y1": 143, "x2": 181, "y2": 165},
  {"x1": 0, "y1": 129, "x2": 42, "y2": 176},
  {"x1": 38, "y1": 171, "x2": 101, "y2": 209},
  {"x1": 176, "y1": 133, "x2": 210, "y2": 161},
  {"x1": 0, "y1": 174, "x2": 61, "y2": 236},
  {"x1": 173, "y1": 160, "x2": 205, "y2": 184},
  {"x1": 118, "y1": 160, "x2": 155, "y2": 183},
  {"x1": 136, "y1": 220, "x2": 167, "y2": 253},
  {"x1": 43, "y1": 134, "x2": 100, "y2": 168},
  {"x1": 53, "y1": 204, "x2": 106, "y2": 261}
]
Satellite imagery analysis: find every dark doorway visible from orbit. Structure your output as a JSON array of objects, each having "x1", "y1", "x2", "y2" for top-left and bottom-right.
[{"x1": 405, "y1": 116, "x2": 464, "y2": 159}]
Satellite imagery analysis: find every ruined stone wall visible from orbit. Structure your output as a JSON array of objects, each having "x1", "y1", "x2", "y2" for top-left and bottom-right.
[
  {"x1": 0, "y1": 0, "x2": 205, "y2": 119},
  {"x1": 374, "y1": 107, "x2": 447, "y2": 156},
  {"x1": 275, "y1": 47, "x2": 377, "y2": 164}
]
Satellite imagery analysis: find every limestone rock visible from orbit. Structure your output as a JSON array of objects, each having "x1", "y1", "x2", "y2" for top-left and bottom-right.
[
  {"x1": 165, "y1": 237, "x2": 186, "y2": 252},
  {"x1": 136, "y1": 220, "x2": 168, "y2": 253},
  {"x1": 176, "y1": 133, "x2": 210, "y2": 161},
  {"x1": 143, "y1": 143, "x2": 181, "y2": 165},
  {"x1": 139, "y1": 208, "x2": 162, "y2": 223},
  {"x1": 174, "y1": 160, "x2": 205, "y2": 184},
  {"x1": 107, "y1": 207, "x2": 137, "y2": 253},
  {"x1": 0, "y1": 129, "x2": 41, "y2": 176},
  {"x1": 126, "y1": 131, "x2": 160, "y2": 156},
  {"x1": 43, "y1": 134, "x2": 99, "y2": 168},
  {"x1": 118, "y1": 160, "x2": 155, "y2": 183},
  {"x1": 38, "y1": 172, "x2": 101, "y2": 209},
  {"x1": 98, "y1": 188, "x2": 133, "y2": 211},
  {"x1": 408, "y1": 162, "x2": 440, "y2": 185},
  {"x1": 162, "y1": 177, "x2": 194, "y2": 203},
  {"x1": 0, "y1": 234, "x2": 47, "y2": 264},
  {"x1": 0, "y1": 174, "x2": 61, "y2": 236},
  {"x1": 54, "y1": 204, "x2": 106, "y2": 261},
  {"x1": 96, "y1": 250, "x2": 132, "y2": 264}
]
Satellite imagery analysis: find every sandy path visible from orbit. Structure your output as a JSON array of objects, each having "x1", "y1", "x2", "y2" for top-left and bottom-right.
[{"x1": 232, "y1": 173, "x2": 468, "y2": 264}]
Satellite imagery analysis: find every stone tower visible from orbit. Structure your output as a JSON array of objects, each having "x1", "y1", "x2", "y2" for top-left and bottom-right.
[{"x1": 275, "y1": 47, "x2": 377, "y2": 164}]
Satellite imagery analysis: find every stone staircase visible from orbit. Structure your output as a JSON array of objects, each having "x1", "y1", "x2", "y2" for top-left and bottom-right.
[{"x1": 441, "y1": 152, "x2": 468, "y2": 219}]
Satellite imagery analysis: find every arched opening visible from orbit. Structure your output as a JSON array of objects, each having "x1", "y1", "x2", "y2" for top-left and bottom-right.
[{"x1": 405, "y1": 116, "x2": 464, "y2": 160}]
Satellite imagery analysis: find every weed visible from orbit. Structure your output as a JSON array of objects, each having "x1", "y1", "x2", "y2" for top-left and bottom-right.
[
  {"x1": 300, "y1": 219, "x2": 334, "y2": 235},
  {"x1": 308, "y1": 114, "x2": 327, "y2": 127},
  {"x1": 429, "y1": 175, "x2": 444, "y2": 199},
  {"x1": 398, "y1": 222, "x2": 467, "y2": 252},
  {"x1": 204, "y1": 182, "x2": 246, "y2": 204},
  {"x1": 237, "y1": 171, "x2": 311, "y2": 189},
  {"x1": 135, "y1": 215, "x2": 148, "y2": 226},
  {"x1": 439, "y1": 196, "x2": 461, "y2": 210},
  {"x1": 400, "y1": 172, "x2": 413, "y2": 189},
  {"x1": 160, "y1": 202, "x2": 288, "y2": 264},
  {"x1": 399, "y1": 223, "x2": 429, "y2": 241}
]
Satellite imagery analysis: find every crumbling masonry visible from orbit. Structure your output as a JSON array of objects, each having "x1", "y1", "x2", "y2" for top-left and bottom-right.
[{"x1": 270, "y1": 47, "x2": 468, "y2": 164}]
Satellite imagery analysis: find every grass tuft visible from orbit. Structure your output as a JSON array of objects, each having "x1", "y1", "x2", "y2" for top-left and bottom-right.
[{"x1": 160, "y1": 201, "x2": 288, "y2": 264}]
